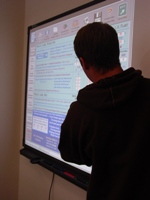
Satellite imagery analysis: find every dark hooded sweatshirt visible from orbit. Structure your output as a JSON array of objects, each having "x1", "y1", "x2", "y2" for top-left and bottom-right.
[{"x1": 58, "y1": 68, "x2": 150, "y2": 200}]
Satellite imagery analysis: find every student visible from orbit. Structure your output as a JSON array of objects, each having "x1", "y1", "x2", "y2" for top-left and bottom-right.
[{"x1": 58, "y1": 22, "x2": 150, "y2": 200}]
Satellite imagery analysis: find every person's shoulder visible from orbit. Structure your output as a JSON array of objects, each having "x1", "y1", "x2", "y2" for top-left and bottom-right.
[{"x1": 141, "y1": 76, "x2": 150, "y2": 86}]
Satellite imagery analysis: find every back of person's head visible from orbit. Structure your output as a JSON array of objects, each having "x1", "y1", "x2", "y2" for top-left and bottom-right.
[{"x1": 74, "y1": 22, "x2": 120, "y2": 73}]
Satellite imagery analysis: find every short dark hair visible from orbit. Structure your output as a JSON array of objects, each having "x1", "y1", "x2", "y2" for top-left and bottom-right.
[{"x1": 74, "y1": 22, "x2": 120, "y2": 72}]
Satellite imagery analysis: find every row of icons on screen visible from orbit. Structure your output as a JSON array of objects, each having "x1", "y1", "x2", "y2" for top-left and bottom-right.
[
  {"x1": 46, "y1": 3, "x2": 127, "y2": 33},
  {"x1": 31, "y1": 3, "x2": 127, "y2": 41}
]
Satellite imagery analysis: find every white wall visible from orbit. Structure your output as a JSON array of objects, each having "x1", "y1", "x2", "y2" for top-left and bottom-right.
[
  {"x1": 0, "y1": 0, "x2": 25, "y2": 199},
  {"x1": 132, "y1": 0, "x2": 150, "y2": 77}
]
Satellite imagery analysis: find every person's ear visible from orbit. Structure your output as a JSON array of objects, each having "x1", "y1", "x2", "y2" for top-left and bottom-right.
[{"x1": 79, "y1": 57, "x2": 89, "y2": 70}]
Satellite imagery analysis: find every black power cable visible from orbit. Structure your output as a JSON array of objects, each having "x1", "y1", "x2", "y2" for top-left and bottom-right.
[{"x1": 48, "y1": 173, "x2": 55, "y2": 200}]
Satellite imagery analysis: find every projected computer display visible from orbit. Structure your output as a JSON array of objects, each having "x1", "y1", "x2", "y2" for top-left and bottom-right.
[{"x1": 21, "y1": 0, "x2": 135, "y2": 189}]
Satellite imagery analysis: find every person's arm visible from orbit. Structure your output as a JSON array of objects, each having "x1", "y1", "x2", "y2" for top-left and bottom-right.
[{"x1": 58, "y1": 102, "x2": 92, "y2": 166}]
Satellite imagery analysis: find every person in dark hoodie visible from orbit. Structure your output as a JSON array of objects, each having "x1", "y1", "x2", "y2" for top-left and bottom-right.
[{"x1": 58, "y1": 22, "x2": 150, "y2": 200}]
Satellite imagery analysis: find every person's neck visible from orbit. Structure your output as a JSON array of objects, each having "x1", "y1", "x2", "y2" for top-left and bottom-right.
[{"x1": 92, "y1": 65, "x2": 123, "y2": 83}]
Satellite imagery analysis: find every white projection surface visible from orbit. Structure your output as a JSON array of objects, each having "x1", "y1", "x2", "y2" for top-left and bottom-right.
[{"x1": 25, "y1": 0, "x2": 135, "y2": 174}]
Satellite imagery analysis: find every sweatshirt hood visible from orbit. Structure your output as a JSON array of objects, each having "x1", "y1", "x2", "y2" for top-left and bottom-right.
[{"x1": 77, "y1": 68, "x2": 143, "y2": 110}]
